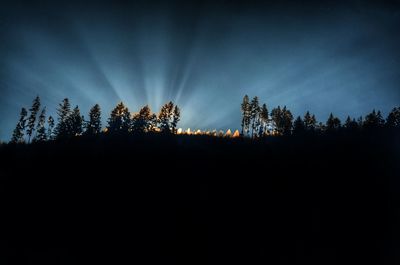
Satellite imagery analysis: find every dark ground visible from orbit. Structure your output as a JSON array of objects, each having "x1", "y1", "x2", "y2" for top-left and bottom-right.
[{"x1": 0, "y1": 130, "x2": 399, "y2": 264}]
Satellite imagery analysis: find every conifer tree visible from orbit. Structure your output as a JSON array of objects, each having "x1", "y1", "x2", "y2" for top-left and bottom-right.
[
  {"x1": 364, "y1": 109, "x2": 384, "y2": 129},
  {"x1": 86, "y1": 104, "x2": 102, "y2": 135},
  {"x1": 158, "y1": 101, "x2": 175, "y2": 133},
  {"x1": 304, "y1": 111, "x2": 317, "y2": 131},
  {"x1": 386, "y1": 107, "x2": 400, "y2": 128},
  {"x1": 172, "y1": 105, "x2": 181, "y2": 134},
  {"x1": 70, "y1": 106, "x2": 84, "y2": 136},
  {"x1": 250, "y1": 96, "x2": 260, "y2": 138},
  {"x1": 47, "y1": 116, "x2": 55, "y2": 140},
  {"x1": 10, "y1": 108, "x2": 28, "y2": 143},
  {"x1": 293, "y1": 116, "x2": 305, "y2": 134},
  {"x1": 26, "y1": 96, "x2": 41, "y2": 143},
  {"x1": 259, "y1": 103, "x2": 269, "y2": 136},
  {"x1": 54, "y1": 98, "x2": 72, "y2": 139},
  {"x1": 133, "y1": 105, "x2": 152, "y2": 133},
  {"x1": 241, "y1": 95, "x2": 251, "y2": 136},
  {"x1": 34, "y1": 107, "x2": 47, "y2": 142},
  {"x1": 108, "y1": 102, "x2": 131, "y2": 133},
  {"x1": 326, "y1": 113, "x2": 341, "y2": 131}
]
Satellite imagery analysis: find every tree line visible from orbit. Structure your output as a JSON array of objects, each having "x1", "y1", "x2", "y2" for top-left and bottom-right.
[
  {"x1": 10, "y1": 96, "x2": 180, "y2": 143},
  {"x1": 241, "y1": 95, "x2": 400, "y2": 137}
]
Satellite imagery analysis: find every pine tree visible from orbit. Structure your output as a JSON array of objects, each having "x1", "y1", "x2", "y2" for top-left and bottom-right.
[
  {"x1": 293, "y1": 116, "x2": 305, "y2": 134},
  {"x1": 271, "y1": 106, "x2": 282, "y2": 134},
  {"x1": 241, "y1": 95, "x2": 251, "y2": 136},
  {"x1": 344, "y1": 116, "x2": 358, "y2": 131},
  {"x1": 107, "y1": 102, "x2": 131, "y2": 133},
  {"x1": 259, "y1": 103, "x2": 268, "y2": 136},
  {"x1": 271, "y1": 106, "x2": 293, "y2": 135},
  {"x1": 10, "y1": 108, "x2": 28, "y2": 143},
  {"x1": 47, "y1": 116, "x2": 55, "y2": 140},
  {"x1": 158, "y1": 101, "x2": 174, "y2": 133},
  {"x1": 376, "y1": 111, "x2": 385, "y2": 127},
  {"x1": 54, "y1": 98, "x2": 72, "y2": 139},
  {"x1": 26, "y1": 96, "x2": 41, "y2": 143},
  {"x1": 70, "y1": 106, "x2": 84, "y2": 136},
  {"x1": 86, "y1": 104, "x2": 102, "y2": 135},
  {"x1": 326, "y1": 113, "x2": 341, "y2": 131},
  {"x1": 386, "y1": 107, "x2": 400, "y2": 128},
  {"x1": 34, "y1": 107, "x2": 47, "y2": 142},
  {"x1": 172, "y1": 105, "x2": 180, "y2": 134},
  {"x1": 250, "y1": 96, "x2": 260, "y2": 138},
  {"x1": 132, "y1": 105, "x2": 152, "y2": 133},
  {"x1": 281, "y1": 106, "x2": 293, "y2": 135},
  {"x1": 304, "y1": 111, "x2": 317, "y2": 131},
  {"x1": 364, "y1": 109, "x2": 384, "y2": 129},
  {"x1": 147, "y1": 113, "x2": 158, "y2": 132}
]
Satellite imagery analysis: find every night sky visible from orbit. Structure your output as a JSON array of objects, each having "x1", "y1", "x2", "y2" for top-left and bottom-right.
[{"x1": 1, "y1": 0, "x2": 399, "y2": 140}]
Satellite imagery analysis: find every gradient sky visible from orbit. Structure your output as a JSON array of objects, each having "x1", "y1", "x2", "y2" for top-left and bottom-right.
[{"x1": 1, "y1": 0, "x2": 399, "y2": 140}]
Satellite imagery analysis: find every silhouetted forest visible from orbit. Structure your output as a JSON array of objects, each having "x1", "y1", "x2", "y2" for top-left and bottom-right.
[
  {"x1": 1, "y1": 95, "x2": 400, "y2": 264},
  {"x1": 5, "y1": 95, "x2": 400, "y2": 144}
]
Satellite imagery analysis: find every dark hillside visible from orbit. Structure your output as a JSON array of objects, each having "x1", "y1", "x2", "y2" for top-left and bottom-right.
[{"x1": 1, "y1": 131, "x2": 399, "y2": 264}]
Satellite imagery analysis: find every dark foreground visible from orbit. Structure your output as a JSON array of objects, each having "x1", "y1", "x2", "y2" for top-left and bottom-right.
[{"x1": 1, "y1": 131, "x2": 400, "y2": 264}]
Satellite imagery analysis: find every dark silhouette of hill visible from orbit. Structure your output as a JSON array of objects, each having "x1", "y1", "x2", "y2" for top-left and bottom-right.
[{"x1": 1, "y1": 130, "x2": 399, "y2": 265}]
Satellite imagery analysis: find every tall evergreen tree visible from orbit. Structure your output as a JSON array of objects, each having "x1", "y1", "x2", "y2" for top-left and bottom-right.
[
  {"x1": 364, "y1": 109, "x2": 384, "y2": 129},
  {"x1": 86, "y1": 104, "x2": 102, "y2": 135},
  {"x1": 26, "y1": 96, "x2": 41, "y2": 143},
  {"x1": 386, "y1": 107, "x2": 400, "y2": 128},
  {"x1": 250, "y1": 96, "x2": 260, "y2": 138},
  {"x1": 344, "y1": 116, "x2": 358, "y2": 131},
  {"x1": 259, "y1": 103, "x2": 269, "y2": 136},
  {"x1": 172, "y1": 105, "x2": 181, "y2": 134},
  {"x1": 271, "y1": 106, "x2": 293, "y2": 135},
  {"x1": 132, "y1": 105, "x2": 152, "y2": 133},
  {"x1": 271, "y1": 106, "x2": 282, "y2": 134},
  {"x1": 107, "y1": 102, "x2": 131, "y2": 133},
  {"x1": 282, "y1": 106, "x2": 293, "y2": 135},
  {"x1": 54, "y1": 98, "x2": 72, "y2": 139},
  {"x1": 47, "y1": 116, "x2": 55, "y2": 140},
  {"x1": 149, "y1": 113, "x2": 158, "y2": 132},
  {"x1": 158, "y1": 101, "x2": 175, "y2": 133},
  {"x1": 293, "y1": 116, "x2": 305, "y2": 134},
  {"x1": 70, "y1": 106, "x2": 84, "y2": 136},
  {"x1": 304, "y1": 111, "x2": 317, "y2": 131},
  {"x1": 10, "y1": 108, "x2": 28, "y2": 143},
  {"x1": 241, "y1": 95, "x2": 251, "y2": 136},
  {"x1": 34, "y1": 107, "x2": 47, "y2": 142},
  {"x1": 326, "y1": 113, "x2": 341, "y2": 131}
]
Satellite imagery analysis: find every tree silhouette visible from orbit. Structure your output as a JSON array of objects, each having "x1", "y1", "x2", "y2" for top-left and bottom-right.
[
  {"x1": 107, "y1": 102, "x2": 131, "y2": 134},
  {"x1": 364, "y1": 109, "x2": 384, "y2": 129},
  {"x1": 304, "y1": 111, "x2": 317, "y2": 131},
  {"x1": 259, "y1": 103, "x2": 269, "y2": 136},
  {"x1": 172, "y1": 105, "x2": 181, "y2": 134},
  {"x1": 241, "y1": 95, "x2": 251, "y2": 136},
  {"x1": 149, "y1": 113, "x2": 158, "y2": 132},
  {"x1": 271, "y1": 106, "x2": 293, "y2": 135},
  {"x1": 54, "y1": 98, "x2": 72, "y2": 139},
  {"x1": 326, "y1": 113, "x2": 341, "y2": 131},
  {"x1": 158, "y1": 101, "x2": 175, "y2": 133},
  {"x1": 34, "y1": 107, "x2": 47, "y2": 142},
  {"x1": 47, "y1": 116, "x2": 55, "y2": 140},
  {"x1": 11, "y1": 108, "x2": 28, "y2": 143},
  {"x1": 386, "y1": 107, "x2": 400, "y2": 128},
  {"x1": 293, "y1": 116, "x2": 305, "y2": 134},
  {"x1": 86, "y1": 104, "x2": 102, "y2": 135},
  {"x1": 70, "y1": 106, "x2": 84, "y2": 136},
  {"x1": 26, "y1": 96, "x2": 41, "y2": 143},
  {"x1": 344, "y1": 116, "x2": 359, "y2": 131},
  {"x1": 132, "y1": 105, "x2": 152, "y2": 133},
  {"x1": 250, "y1": 96, "x2": 260, "y2": 138}
]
